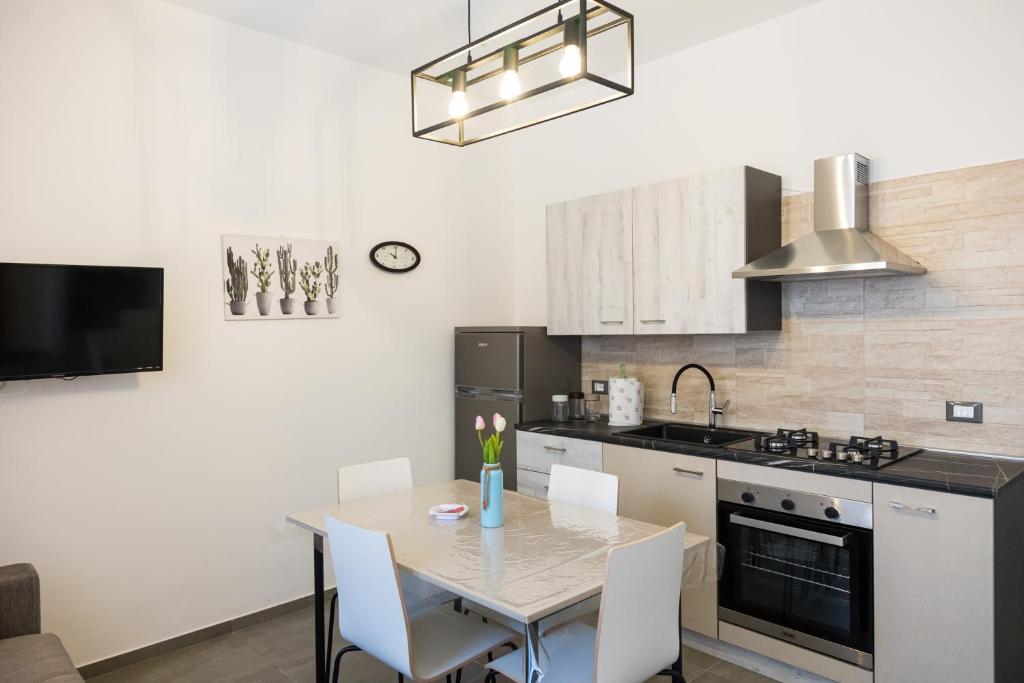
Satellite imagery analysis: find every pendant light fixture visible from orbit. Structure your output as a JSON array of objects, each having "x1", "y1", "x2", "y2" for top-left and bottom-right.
[
  {"x1": 412, "y1": 0, "x2": 634, "y2": 147},
  {"x1": 499, "y1": 47, "x2": 523, "y2": 100},
  {"x1": 558, "y1": 17, "x2": 583, "y2": 77}
]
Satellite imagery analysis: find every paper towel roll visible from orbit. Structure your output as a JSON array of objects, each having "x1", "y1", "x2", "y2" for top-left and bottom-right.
[{"x1": 608, "y1": 377, "x2": 644, "y2": 426}]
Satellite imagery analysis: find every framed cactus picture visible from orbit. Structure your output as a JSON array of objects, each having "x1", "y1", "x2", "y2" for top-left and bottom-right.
[{"x1": 220, "y1": 234, "x2": 341, "y2": 320}]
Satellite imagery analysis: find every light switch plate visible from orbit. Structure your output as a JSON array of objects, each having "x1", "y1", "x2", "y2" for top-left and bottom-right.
[
  {"x1": 946, "y1": 400, "x2": 983, "y2": 423},
  {"x1": 591, "y1": 380, "x2": 608, "y2": 395}
]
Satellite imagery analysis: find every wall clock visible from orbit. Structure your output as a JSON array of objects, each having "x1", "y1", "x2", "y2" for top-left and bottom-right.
[{"x1": 369, "y1": 241, "x2": 420, "y2": 273}]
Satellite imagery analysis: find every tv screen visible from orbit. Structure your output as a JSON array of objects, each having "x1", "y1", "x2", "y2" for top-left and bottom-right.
[{"x1": 0, "y1": 263, "x2": 163, "y2": 381}]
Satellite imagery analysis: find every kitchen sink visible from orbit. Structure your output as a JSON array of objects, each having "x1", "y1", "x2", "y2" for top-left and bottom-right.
[{"x1": 619, "y1": 422, "x2": 766, "y2": 447}]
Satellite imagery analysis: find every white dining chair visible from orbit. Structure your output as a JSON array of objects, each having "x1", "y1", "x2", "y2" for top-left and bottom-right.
[
  {"x1": 547, "y1": 464, "x2": 619, "y2": 515},
  {"x1": 328, "y1": 458, "x2": 458, "y2": 674},
  {"x1": 326, "y1": 515, "x2": 518, "y2": 683},
  {"x1": 336, "y1": 457, "x2": 414, "y2": 500},
  {"x1": 527, "y1": 464, "x2": 620, "y2": 636},
  {"x1": 484, "y1": 522, "x2": 687, "y2": 683}
]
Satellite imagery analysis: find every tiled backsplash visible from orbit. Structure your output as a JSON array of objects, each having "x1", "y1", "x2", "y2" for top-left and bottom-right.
[{"x1": 583, "y1": 160, "x2": 1024, "y2": 456}]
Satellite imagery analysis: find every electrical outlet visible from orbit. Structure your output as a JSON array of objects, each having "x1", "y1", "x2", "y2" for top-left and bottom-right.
[
  {"x1": 591, "y1": 379, "x2": 608, "y2": 395},
  {"x1": 946, "y1": 401, "x2": 983, "y2": 424}
]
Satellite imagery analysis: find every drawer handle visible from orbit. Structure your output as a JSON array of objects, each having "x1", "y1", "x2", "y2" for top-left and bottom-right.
[
  {"x1": 543, "y1": 445, "x2": 567, "y2": 452},
  {"x1": 640, "y1": 319, "x2": 666, "y2": 324},
  {"x1": 672, "y1": 467, "x2": 704, "y2": 478},
  {"x1": 889, "y1": 501, "x2": 936, "y2": 515},
  {"x1": 600, "y1": 320, "x2": 624, "y2": 325}
]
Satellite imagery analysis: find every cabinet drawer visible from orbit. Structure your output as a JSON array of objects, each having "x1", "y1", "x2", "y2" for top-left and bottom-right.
[
  {"x1": 516, "y1": 431, "x2": 602, "y2": 474},
  {"x1": 517, "y1": 468, "x2": 549, "y2": 500}
]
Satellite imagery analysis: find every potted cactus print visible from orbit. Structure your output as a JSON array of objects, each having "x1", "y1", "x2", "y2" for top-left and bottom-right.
[
  {"x1": 300, "y1": 261, "x2": 323, "y2": 315},
  {"x1": 225, "y1": 247, "x2": 248, "y2": 315},
  {"x1": 250, "y1": 244, "x2": 275, "y2": 316},
  {"x1": 222, "y1": 236, "x2": 341, "y2": 321},
  {"x1": 324, "y1": 246, "x2": 339, "y2": 314},
  {"x1": 277, "y1": 243, "x2": 298, "y2": 315}
]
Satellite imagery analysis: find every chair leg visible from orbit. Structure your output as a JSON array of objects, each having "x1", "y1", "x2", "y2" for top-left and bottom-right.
[
  {"x1": 455, "y1": 668, "x2": 462, "y2": 683},
  {"x1": 453, "y1": 597, "x2": 463, "y2": 612},
  {"x1": 326, "y1": 592, "x2": 338, "y2": 674},
  {"x1": 446, "y1": 675, "x2": 452, "y2": 683},
  {"x1": 398, "y1": 675, "x2": 403, "y2": 683},
  {"x1": 331, "y1": 644, "x2": 360, "y2": 683},
  {"x1": 484, "y1": 672, "x2": 497, "y2": 683},
  {"x1": 658, "y1": 668, "x2": 686, "y2": 682}
]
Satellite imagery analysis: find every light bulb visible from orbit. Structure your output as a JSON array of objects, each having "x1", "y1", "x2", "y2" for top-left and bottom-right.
[
  {"x1": 448, "y1": 90, "x2": 469, "y2": 118},
  {"x1": 499, "y1": 70, "x2": 522, "y2": 100},
  {"x1": 559, "y1": 44, "x2": 582, "y2": 77}
]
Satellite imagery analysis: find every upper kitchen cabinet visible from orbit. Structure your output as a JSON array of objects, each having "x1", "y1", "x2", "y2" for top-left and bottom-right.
[
  {"x1": 633, "y1": 167, "x2": 781, "y2": 334},
  {"x1": 546, "y1": 189, "x2": 634, "y2": 335},
  {"x1": 546, "y1": 166, "x2": 781, "y2": 335}
]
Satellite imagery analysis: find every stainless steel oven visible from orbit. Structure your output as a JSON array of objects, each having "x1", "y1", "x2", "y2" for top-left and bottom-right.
[{"x1": 717, "y1": 479, "x2": 874, "y2": 669}]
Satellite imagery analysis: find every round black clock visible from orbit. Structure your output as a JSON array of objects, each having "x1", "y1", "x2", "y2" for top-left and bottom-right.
[{"x1": 369, "y1": 241, "x2": 420, "y2": 273}]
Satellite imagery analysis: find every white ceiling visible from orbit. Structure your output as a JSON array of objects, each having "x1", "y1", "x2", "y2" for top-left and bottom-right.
[{"x1": 162, "y1": 0, "x2": 823, "y2": 74}]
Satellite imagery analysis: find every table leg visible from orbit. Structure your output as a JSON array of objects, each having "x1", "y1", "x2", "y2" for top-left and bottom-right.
[
  {"x1": 523, "y1": 620, "x2": 541, "y2": 683},
  {"x1": 314, "y1": 534, "x2": 327, "y2": 683}
]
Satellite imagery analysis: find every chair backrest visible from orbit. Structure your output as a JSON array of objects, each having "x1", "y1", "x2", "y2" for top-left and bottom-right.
[
  {"x1": 547, "y1": 464, "x2": 619, "y2": 515},
  {"x1": 338, "y1": 457, "x2": 413, "y2": 503},
  {"x1": 325, "y1": 515, "x2": 414, "y2": 677},
  {"x1": 593, "y1": 522, "x2": 686, "y2": 683}
]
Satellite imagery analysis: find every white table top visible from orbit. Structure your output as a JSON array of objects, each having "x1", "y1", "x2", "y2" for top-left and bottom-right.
[{"x1": 287, "y1": 479, "x2": 712, "y2": 624}]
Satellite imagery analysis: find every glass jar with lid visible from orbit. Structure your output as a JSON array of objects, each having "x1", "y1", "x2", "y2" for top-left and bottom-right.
[
  {"x1": 568, "y1": 391, "x2": 586, "y2": 421},
  {"x1": 584, "y1": 394, "x2": 601, "y2": 422},
  {"x1": 551, "y1": 394, "x2": 569, "y2": 423}
]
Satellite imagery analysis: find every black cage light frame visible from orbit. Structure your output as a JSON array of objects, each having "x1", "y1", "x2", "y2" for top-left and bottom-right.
[{"x1": 411, "y1": 0, "x2": 634, "y2": 147}]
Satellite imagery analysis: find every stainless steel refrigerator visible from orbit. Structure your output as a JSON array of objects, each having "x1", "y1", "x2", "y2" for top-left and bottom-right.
[{"x1": 455, "y1": 327, "x2": 580, "y2": 490}]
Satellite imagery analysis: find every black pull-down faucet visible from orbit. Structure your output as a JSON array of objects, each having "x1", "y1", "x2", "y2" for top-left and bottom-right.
[{"x1": 670, "y1": 363, "x2": 730, "y2": 428}]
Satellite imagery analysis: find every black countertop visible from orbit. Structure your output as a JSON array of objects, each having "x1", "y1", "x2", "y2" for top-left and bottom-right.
[{"x1": 516, "y1": 420, "x2": 1024, "y2": 499}]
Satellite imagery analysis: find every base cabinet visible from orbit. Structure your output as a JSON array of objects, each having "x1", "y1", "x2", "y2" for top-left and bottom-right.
[
  {"x1": 515, "y1": 431, "x2": 603, "y2": 500},
  {"x1": 602, "y1": 444, "x2": 718, "y2": 638},
  {"x1": 873, "y1": 483, "x2": 994, "y2": 683}
]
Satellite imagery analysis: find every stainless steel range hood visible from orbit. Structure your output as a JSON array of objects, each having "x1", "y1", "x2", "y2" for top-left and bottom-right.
[{"x1": 733, "y1": 154, "x2": 926, "y2": 281}]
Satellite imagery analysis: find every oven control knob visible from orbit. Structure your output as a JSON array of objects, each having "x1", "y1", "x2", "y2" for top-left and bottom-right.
[
  {"x1": 825, "y1": 506, "x2": 840, "y2": 519},
  {"x1": 781, "y1": 498, "x2": 796, "y2": 511},
  {"x1": 741, "y1": 492, "x2": 755, "y2": 504}
]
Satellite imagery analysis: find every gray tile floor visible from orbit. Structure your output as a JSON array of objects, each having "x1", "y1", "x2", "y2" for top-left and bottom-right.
[{"x1": 86, "y1": 605, "x2": 775, "y2": 683}]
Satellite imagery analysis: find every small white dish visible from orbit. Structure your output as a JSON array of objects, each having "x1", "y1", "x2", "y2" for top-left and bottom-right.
[{"x1": 429, "y1": 503, "x2": 469, "y2": 520}]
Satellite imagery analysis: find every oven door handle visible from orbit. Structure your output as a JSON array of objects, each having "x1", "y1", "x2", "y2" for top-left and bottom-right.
[{"x1": 729, "y1": 513, "x2": 849, "y2": 548}]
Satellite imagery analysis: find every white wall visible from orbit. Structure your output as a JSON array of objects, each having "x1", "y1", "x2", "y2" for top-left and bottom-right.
[
  {"x1": 506, "y1": 0, "x2": 1024, "y2": 323},
  {"x1": 0, "y1": 0, "x2": 513, "y2": 666}
]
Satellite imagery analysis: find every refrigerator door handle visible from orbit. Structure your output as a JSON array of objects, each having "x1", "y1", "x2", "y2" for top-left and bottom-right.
[{"x1": 456, "y1": 387, "x2": 523, "y2": 402}]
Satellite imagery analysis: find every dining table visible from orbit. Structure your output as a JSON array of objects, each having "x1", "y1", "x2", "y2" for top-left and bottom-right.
[{"x1": 286, "y1": 479, "x2": 713, "y2": 683}]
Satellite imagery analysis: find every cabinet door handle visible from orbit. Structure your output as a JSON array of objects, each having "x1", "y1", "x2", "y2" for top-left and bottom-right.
[
  {"x1": 673, "y1": 467, "x2": 704, "y2": 478},
  {"x1": 889, "y1": 501, "x2": 936, "y2": 515},
  {"x1": 543, "y1": 445, "x2": 567, "y2": 452},
  {"x1": 600, "y1": 320, "x2": 624, "y2": 325},
  {"x1": 640, "y1": 319, "x2": 666, "y2": 324}
]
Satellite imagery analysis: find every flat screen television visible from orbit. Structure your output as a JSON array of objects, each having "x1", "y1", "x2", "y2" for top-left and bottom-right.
[{"x1": 0, "y1": 263, "x2": 163, "y2": 381}]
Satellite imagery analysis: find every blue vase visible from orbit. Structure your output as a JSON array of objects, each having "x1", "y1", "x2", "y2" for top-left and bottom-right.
[{"x1": 480, "y1": 464, "x2": 504, "y2": 528}]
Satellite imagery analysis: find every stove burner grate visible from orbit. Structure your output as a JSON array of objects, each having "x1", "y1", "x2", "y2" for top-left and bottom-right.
[{"x1": 757, "y1": 427, "x2": 820, "y2": 452}]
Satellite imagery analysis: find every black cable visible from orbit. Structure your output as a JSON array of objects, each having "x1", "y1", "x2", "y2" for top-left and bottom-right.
[{"x1": 466, "y1": 0, "x2": 472, "y2": 63}]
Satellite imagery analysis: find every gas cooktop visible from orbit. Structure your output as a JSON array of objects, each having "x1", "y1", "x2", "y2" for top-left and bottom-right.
[{"x1": 730, "y1": 427, "x2": 922, "y2": 470}]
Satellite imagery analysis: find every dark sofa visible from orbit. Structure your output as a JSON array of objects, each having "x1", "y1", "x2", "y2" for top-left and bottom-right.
[{"x1": 0, "y1": 564, "x2": 83, "y2": 682}]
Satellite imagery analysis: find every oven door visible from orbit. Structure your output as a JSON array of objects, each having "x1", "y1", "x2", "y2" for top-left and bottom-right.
[{"x1": 718, "y1": 501, "x2": 873, "y2": 668}]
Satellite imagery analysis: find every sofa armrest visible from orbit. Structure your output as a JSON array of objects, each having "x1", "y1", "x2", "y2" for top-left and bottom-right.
[{"x1": 0, "y1": 563, "x2": 41, "y2": 639}]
